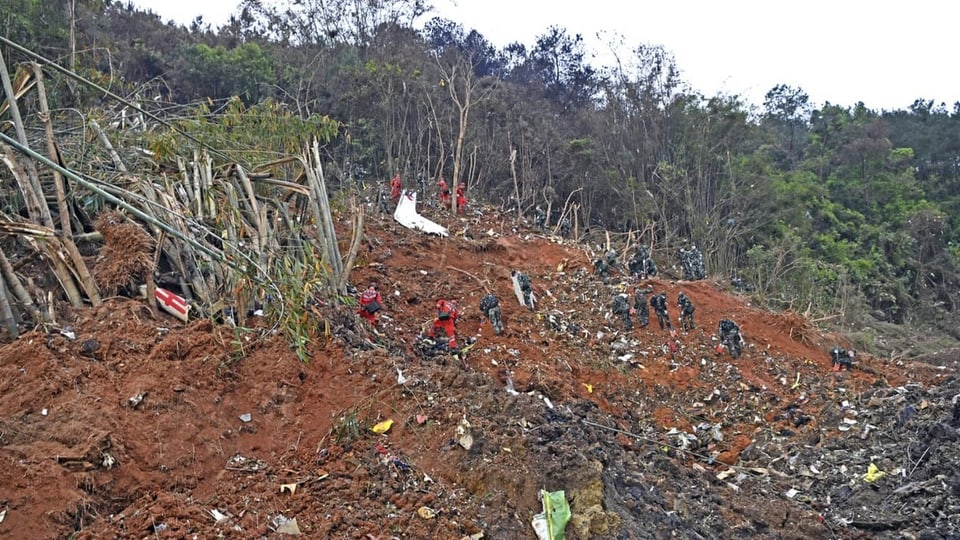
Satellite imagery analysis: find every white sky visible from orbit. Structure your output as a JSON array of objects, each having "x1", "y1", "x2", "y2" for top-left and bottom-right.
[{"x1": 127, "y1": 0, "x2": 960, "y2": 111}]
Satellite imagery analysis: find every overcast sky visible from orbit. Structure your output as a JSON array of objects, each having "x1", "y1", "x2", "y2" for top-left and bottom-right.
[{"x1": 127, "y1": 0, "x2": 959, "y2": 112}]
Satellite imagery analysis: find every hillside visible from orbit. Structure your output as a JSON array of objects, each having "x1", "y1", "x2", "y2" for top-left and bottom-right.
[{"x1": 0, "y1": 201, "x2": 958, "y2": 539}]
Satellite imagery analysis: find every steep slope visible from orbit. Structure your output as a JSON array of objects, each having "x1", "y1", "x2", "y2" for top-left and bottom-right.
[{"x1": 0, "y1": 202, "x2": 957, "y2": 539}]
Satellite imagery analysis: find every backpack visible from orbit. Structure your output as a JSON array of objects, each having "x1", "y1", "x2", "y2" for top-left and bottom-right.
[
  {"x1": 361, "y1": 289, "x2": 380, "y2": 313},
  {"x1": 437, "y1": 301, "x2": 456, "y2": 320}
]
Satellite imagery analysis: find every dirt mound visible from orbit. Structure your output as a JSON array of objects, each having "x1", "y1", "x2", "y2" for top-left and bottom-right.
[{"x1": 0, "y1": 202, "x2": 958, "y2": 539}]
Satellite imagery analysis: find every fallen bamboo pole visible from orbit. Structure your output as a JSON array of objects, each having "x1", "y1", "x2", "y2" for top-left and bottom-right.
[{"x1": 0, "y1": 131, "x2": 227, "y2": 266}]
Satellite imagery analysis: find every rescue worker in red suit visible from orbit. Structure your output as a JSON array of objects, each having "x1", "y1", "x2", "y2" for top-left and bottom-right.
[
  {"x1": 456, "y1": 183, "x2": 467, "y2": 213},
  {"x1": 437, "y1": 177, "x2": 451, "y2": 205},
  {"x1": 429, "y1": 299, "x2": 459, "y2": 349},
  {"x1": 357, "y1": 283, "x2": 383, "y2": 326},
  {"x1": 389, "y1": 174, "x2": 402, "y2": 202}
]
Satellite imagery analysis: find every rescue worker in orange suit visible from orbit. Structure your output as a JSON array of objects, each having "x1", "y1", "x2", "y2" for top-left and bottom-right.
[
  {"x1": 389, "y1": 174, "x2": 402, "y2": 202},
  {"x1": 456, "y1": 183, "x2": 467, "y2": 213},
  {"x1": 437, "y1": 177, "x2": 451, "y2": 205},
  {"x1": 429, "y1": 299, "x2": 459, "y2": 349},
  {"x1": 357, "y1": 283, "x2": 383, "y2": 326}
]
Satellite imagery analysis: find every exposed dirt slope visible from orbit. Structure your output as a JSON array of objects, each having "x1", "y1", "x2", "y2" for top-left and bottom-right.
[{"x1": 0, "y1": 202, "x2": 957, "y2": 539}]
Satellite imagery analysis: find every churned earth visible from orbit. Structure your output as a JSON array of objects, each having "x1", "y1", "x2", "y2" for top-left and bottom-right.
[{"x1": 0, "y1": 200, "x2": 957, "y2": 539}]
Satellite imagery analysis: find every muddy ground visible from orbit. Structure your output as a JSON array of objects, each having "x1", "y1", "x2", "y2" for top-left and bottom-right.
[{"x1": 0, "y1": 200, "x2": 958, "y2": 539}]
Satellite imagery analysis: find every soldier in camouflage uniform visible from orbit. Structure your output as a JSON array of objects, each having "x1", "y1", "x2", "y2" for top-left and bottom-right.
[
  {"x1": 633, "y1": 286, "x2": 651, "y2": 328},
  {"x1": 612, "y1": 293, "x2": 633, "y2": 331},
  {"x1": 677, "y1": 292, "x2": 695, "y2": 332},
  {"x1": 534, "y1": 206, "x2": 546, "y2": 230},
  {"x1": 628, "y1": 245, "x2": 657, "y2": 278},
  {"x1": 689, "y1": 246, "x2": 706, "y2": 280},
  {"x1": 650, "y1": 291, "x2": 672, "y2": 331},
  {"x1": 479, "y1": 293, "x2": 504, "y2": 335},
  {"x1": 594, "y1": 250, "x2": 620, "y2": 277}
]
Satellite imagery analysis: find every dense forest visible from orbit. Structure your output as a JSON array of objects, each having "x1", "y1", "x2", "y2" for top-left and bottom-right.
[{"x1": 2, "y1": 0, "x2": 959, "y2": 357}]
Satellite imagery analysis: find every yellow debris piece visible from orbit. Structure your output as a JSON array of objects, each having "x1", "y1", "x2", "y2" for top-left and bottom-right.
[
  {"x1": 371, "y1": 419, "x2": 394, "y2": 434},
  {"x1": 864, "y1": 463, "x2": 886, "y2": 483}
]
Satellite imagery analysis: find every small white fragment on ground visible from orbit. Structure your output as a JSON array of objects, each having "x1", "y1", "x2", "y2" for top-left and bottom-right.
[
  {"x1": 239, "y1": 413, "x2": 252, "y2": 423},
  {"x1": 128, "y1": 392, "x2": 147, "y2": 408},
  {"x1": 716, "y1": 468, "x2": 737, "y2": 480},
  {"x1": 457, "y1": 417, "x2": 474, "y2": 450},
  {"x1": 785, "y1": 488, "x2": 799, "y2": 499},
  {"x1": 208, "y1": 508, "x2": 230, "y2": 523},
  {"x1": 273, "y1": 515, "x2": 301, "y2": 535}
]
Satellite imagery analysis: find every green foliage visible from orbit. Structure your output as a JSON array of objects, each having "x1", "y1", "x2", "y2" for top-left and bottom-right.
[
  {"x1": 141, "y1": 99, "x2": 339, "y2": 165},
  {"x1": 272, "y1": 243, "x2": 330, "y2": 363},
  {"x1": 334, "y1": 411, "x2": 361, "y2": 442},
  {"x1": 0, "y1": 0, "x2": 69, "y2": 55},
  {"x1": 181, "y1": 42, "x2": 274, "y2": 103}
]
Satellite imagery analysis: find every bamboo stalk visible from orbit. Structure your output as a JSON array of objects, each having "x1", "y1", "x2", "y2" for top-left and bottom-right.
[
  {"x1": 234, "y1": 165, "x2": 266, "y2": 252},
  {"x1": 32, "y1": 62, "x2": 72, "y2": 236},
  {"x1": 0, "y1": 219, "x2": 100, "y2": 307},
  {"x1": 0, "y1": 144, "x2": 47, "y2": 226},
  {"x1": 0, "y1": 60, "x2": 35, "y2": 118},
  {"x1": 337, "y1": 198, "x2": 364, "y2": 293},
  {"x1": 191, "y1": 150, "x2": 203, "y2": 218},
  {"x1": 309, "y1": 140, "x2": 343, "y2": 281},
  {"x1": 17, "y1": 235, "x2": 83, "y2": 306},
  {"x1": 201, "y1": 151, "x2": 214, "y2": 218},
  {"x1": 0, "y1": 246, "x2": 40, "y2": 324},
  {"x1": 22, "y1": 65, "x2": 100, "y2": 306},
  {"x1": 54, "y1": 234, "x2": 101, "y2": 306},
  {"x1": 0, "y1": 271, "x2": 18, "y2": 338},
  {"x1": 0, "y1": 51, "x2": 53, "y2": 229},
  {"x1": 88, "y1": 119, "x2": 128, "y2": 173}
]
